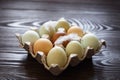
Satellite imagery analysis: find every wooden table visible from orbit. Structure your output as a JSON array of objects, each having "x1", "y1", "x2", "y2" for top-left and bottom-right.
[{"x1": 0, "y1": 0, "x2": 120, "y2": 80}]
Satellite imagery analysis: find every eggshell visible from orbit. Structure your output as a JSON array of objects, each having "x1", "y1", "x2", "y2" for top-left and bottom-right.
[
  {"x1": 66, "y1": 41, "x2": 84, "y2": 60},
  {"x1": 55, "y1": 18, "x2": 70, "y2": 32},
  {"x1": 54, "y1": 33, "x2": 81, "y2": 47},
  {"x1": 62, "y1": 40, "x2": 70, "y2": 47},
  {"x1": 47, "y1": 46, "x2": 67, "y2": 67},
  {"x1": 22, "y1": 30, "x2": 39, "y2": 45},
  {"x1": 52, "y1": 28, "x2": 66, "y2": 43},
  {"x1": 67, "y1": 26, "x2": 84, "y2": 37},
  {"x1": 33, "y1": 38, "x2": 53, "y2": 55}
]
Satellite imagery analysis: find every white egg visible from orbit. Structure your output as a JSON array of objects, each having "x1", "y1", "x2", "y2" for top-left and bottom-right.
[
  {"x1": 47, "y1": 46, "x2": 67, "y2": 67},
  {"x1": 81, "y1": 33, "x2": 100, "y2": 51},
  {"x1": 22, "y1": 30, "x2": 39, "y2": 45},
  {"x1": 66, "y1": 41, "x2": 84, "y2": 60}
]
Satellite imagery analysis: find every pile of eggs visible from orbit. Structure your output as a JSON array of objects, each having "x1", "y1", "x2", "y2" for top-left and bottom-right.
[{"x1": 21, "y1": 18, "x2": 101, "y2": 68}]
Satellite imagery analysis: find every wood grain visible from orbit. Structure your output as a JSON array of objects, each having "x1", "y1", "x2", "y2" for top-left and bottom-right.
[{"x1": 0, "y1": 0, "x2": 120, "y2": 80}]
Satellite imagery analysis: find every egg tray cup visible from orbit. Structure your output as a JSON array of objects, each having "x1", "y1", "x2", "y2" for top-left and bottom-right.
[{"x1": 15, "y1": 33, "x2": 106, "y2": 76}]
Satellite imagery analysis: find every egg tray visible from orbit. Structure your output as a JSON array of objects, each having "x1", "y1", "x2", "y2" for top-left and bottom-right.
[{"x1": 15, "y1": 33, "x2": 106, "y2": 76}]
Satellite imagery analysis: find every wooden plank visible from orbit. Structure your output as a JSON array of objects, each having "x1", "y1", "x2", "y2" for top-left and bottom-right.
[{"x1": 0, "y1": 0, "x2": 120, "y2": 79}]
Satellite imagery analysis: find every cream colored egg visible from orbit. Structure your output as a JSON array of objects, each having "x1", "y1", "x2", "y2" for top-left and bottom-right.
[
  {"x1": 47, "y1": 46, "x2": 67, "y2": 67},
  {"x1": 66, "y1": 41, "x2": 84, "y2": 60},
  {"x1": 81, "y1": 33, "x2": 100, "y2": 51},
  {"x1": 39, "y1": 21, "x2": 56, "y2": 38},
  {"x1": 22, "y1": 30, "x2": 39, "y2": 45},
  {"x1": 67, "y1": 26, "x2": 84, "y2": 37},
  {"x1": 55, "y1": 18, "x2": 70, "y2": 32}
]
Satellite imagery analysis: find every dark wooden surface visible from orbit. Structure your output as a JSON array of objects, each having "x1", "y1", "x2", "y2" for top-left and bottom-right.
[{"x1": 0, "y1": 0, "x2": 120, "y2": 80}]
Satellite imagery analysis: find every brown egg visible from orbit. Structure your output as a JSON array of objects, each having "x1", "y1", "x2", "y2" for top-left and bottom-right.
[
  {"x1": 67, "y1": 26, "x2": 84, "y2": 37},
  {"x1": 33, "y1": 38, "x2": 53, "y2": 55}
]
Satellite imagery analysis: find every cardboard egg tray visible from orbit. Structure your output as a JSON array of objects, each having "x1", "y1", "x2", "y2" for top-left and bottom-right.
[{"x1": 15, "y1": 30, "x2": 106, "y2": 76}]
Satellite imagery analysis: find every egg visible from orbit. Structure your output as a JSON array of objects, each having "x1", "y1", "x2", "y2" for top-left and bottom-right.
[
  {"x1": 33, "y1": 38, "x2": 53, "y2": 55},
  {"x1": 55, "y1": 18, "x2": 70, "y2": 32},
  {"x1": 22, "y1": 30, "x2": 39, "y2": 45},
  {"x1": 39, "y1": 21, "x2": 56, "y2": 38},
  {"x1": 67, "y1": 26, "x2": 84, "y2": 37},
  {"x1": 81, "y1": 33, "x2": 100, "y2": 51},
  {"x1": 66, "y1": 41, "x2": 84, "y2": 60},
  {"x1": 47, "y1": 46, "x2": 67, "y2": 67},
  {"x1": 52, "y1": 28, "x2": 66, "y2": 43}
]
